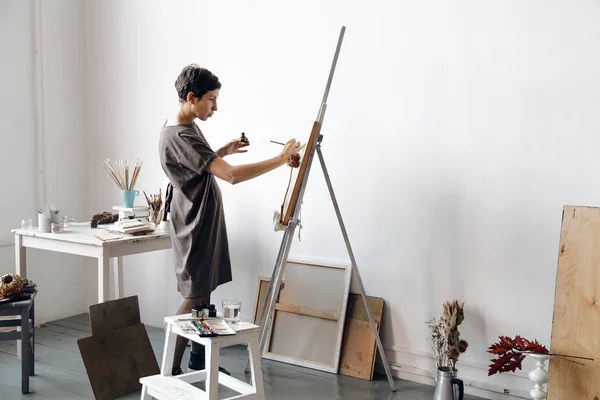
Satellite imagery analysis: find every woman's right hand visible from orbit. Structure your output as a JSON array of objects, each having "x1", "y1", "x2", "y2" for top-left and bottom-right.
[{"x1": 280, "y1": 139, "x2": 306, "y2": 161}]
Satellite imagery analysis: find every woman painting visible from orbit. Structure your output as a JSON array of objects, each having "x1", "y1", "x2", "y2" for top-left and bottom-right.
[{"x1": 159, "y1": 64, "x2": 304, "y2": 375}]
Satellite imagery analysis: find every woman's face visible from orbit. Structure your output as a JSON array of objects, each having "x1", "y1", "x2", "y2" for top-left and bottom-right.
[{"x1": 191, "y1": 89, "x2": 219, "y2": 121}]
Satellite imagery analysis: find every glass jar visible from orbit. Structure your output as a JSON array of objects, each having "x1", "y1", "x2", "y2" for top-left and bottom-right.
[
  {"x1": 222, "y1": 299, "x2": 241, "y2": 323},
  {"x1": 51, "y1": 222, "x2": 65, "y2": 233}
]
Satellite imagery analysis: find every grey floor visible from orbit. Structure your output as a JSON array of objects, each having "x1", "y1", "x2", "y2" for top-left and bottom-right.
[{"x1": 0, "y1": 314, "x2": 487, "y2": 400}]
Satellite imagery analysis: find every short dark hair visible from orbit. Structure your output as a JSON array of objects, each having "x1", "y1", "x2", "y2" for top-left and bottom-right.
[{"x1": 175, "y1": 64, "x2": 221, "y2": 101}]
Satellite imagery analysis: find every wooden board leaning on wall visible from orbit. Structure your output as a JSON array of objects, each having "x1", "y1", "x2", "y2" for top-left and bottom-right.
[{"x1": 548, "y1": 206, "x2": 600, "y2": 399}]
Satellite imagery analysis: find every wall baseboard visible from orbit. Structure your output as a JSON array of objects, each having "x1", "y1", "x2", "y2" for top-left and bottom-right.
[{"x1": 378, "y1": 347, "x2": 531, "y2": 399}]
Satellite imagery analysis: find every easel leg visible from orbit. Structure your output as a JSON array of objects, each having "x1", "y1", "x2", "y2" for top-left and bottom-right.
[
  {"x1": 316, "y1": 145, "x2": 397, "y2": 392},
  {"x1": 258, "y1": 224, "x2": 296, "y2": 354},
  {"x1": 256, "y1": 231, "x2": 286, "y2": 330}
]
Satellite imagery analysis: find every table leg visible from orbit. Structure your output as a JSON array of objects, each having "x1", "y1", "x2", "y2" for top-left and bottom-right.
[
  {"x1": 98, "y1": 256, "x2": 109, "y2": 303},
  {"x1": 113, "y1": 256, "x2": 124, "y2": 299},
  {"x1": 160, "y1": 324, "x2": 176, "y2": 376},
  {"x1": 29, "y1": 300, "x2": 35, "y2": 376},
  {"x1": 15, "y1": 235, "x2": 26, "y2": 361},
  {"x1": 15, "y1": 234, "x2": 27, "y2": 278},
  {"x1": 140, "y1": 385, "x2": 151, "y2": 400},
  {"x1": 244, "y1": 348, "x2": 251, "y2": 373},
  {"x1": 205, "y1": 341, "x2": 219, "y2": 399},
  {"x1": 21, "y1": 307, "x2": 29, "y2": 394}
]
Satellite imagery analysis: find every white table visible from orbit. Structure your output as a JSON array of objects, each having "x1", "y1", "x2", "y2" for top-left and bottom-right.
[
  {"x1": 140, "y1": 314, "x2": 264, "y2": 400},
  {"x1": 12, "y1": 223, "x2": 172, "y2": 303}
]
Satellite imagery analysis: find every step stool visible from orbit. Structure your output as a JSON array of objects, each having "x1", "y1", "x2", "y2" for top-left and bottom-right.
[{"x1": 140, "y1": 314, "x2": 264, "y2": 400}]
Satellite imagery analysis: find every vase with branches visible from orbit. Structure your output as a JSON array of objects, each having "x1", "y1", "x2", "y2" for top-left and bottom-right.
[
  {"x1": 487, "y1": 335, "x2": 593, "y2": 399},
  {"x1": 426, "y1": 300, "x2": 469, "y2": 373}
]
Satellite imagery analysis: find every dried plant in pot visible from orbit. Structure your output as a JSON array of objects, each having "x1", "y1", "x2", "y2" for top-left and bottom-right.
[
  {"x1": 0, "y1": 273, "x2": 24, "y2": 298},
  {"x1": 426, "y1": 300, "x2": 469, "y2": 374}
]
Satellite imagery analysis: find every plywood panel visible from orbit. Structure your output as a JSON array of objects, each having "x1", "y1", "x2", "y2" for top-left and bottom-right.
[
  {"x1": 548, "y1": 206, "x2": 600, "y2": 399},
  {"x1": 264, "y1": 258, "x2": 352, "y2": 373},
  {"x1": 345, "y1": 294, "x2": 384, "y2": 325},
  {"x1": 339, "y1": 294, "x2": 384, "y2": 380},
  {"x1": 339, "y1": 319, "x2": 378, "y2": 380}
]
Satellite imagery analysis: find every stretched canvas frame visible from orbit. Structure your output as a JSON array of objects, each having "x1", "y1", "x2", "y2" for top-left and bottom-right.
[{"x1": 263, "y1": 257, "x2": 352, "y2": 373}]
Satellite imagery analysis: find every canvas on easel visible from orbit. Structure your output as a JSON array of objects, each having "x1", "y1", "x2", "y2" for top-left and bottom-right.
[{"x1": 279, "y1": 121, "x2": 321, "y2": 225}]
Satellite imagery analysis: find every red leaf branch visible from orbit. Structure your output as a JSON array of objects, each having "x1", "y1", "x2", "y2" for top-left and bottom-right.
[{"x1": 487, "y1": 335, "x2": 548, "y2": 376}]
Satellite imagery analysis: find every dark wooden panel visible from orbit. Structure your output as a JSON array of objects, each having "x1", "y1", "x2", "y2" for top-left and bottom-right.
[
  {"x1": 77, "y1": 324, "x2": 159, "y2": 400},
  {"x1": 89, "y1": 296, "x2": 140, "y2": 335}
]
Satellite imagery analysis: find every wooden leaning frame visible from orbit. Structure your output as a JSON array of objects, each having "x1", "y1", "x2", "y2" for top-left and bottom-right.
[{"x1": 256, "y1": 26, "x2": 397, "y2": 391}]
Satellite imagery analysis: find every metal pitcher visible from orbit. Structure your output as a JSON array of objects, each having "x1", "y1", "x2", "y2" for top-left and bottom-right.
[{"x1": 433, "y1": 367, "x2": 464, "y2": 400}]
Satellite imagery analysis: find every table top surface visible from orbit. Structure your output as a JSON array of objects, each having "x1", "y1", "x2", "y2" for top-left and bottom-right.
[
  {"x1": 0, "y1": 289, "x2": 37, "y2": 308},
  {"x1": 12, "y1": 223, "x2": 170, "y2": 247},
  {"x1": 165, "y1": 314, "x2": 260, "y2": 333}
]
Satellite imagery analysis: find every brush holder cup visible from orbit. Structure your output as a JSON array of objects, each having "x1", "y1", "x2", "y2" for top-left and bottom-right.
[{"x1": 121, "y1": 190, "x2": 139, "y2": 208}]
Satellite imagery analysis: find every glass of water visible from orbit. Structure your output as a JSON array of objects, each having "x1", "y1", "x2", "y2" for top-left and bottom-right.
[
  {"x1": 51, "y1": 222, "x2": 64, "y2": 233},
  {"x1": 21, "y1": 218, "x2": 33, "y2": 230},
  {"x1": 222, "y1": 299, "x2": 241, "y2": 324}
]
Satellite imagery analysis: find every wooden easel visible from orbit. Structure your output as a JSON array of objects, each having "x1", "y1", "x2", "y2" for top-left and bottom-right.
[{"x1": 256, "y1": 26, "x2": 397, "y2": 392}]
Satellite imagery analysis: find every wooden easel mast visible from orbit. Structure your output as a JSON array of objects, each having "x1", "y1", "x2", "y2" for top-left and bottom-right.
[{"x1": 256, "y1": 26, "x2": 397, "y2": 392}]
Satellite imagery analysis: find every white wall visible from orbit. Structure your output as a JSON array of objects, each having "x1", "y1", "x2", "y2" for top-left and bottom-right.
[
  {"x1": 0, "y1": 0, "x2": 93, "y2": 324},
  {"x1": 3, "y1": 0, "x2": 600, "y2": 397},
  {"x1": 0, "y1": 1, "x2": 38, "y2": 241}
]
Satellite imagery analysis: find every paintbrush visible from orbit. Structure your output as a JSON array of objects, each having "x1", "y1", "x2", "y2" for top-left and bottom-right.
[{"x1": 143, "y1": 191, "x2": 154, "y2": 210}]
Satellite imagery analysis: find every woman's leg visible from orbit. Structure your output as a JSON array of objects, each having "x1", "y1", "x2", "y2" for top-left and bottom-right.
[{"x1": 172, "y1": 295, "x2": 210, "y2": 372}]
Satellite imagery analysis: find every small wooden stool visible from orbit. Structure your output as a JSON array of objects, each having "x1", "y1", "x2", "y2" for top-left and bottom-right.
[
  {"x1": 140, "y1": 314, "x2": 264, "y2": 400},
  {"x1": 0, "y1": 290, "x2": 36, "y2": 394}
]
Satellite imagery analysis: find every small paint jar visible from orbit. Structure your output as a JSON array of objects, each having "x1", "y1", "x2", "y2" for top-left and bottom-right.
[{"x1": 192, "y1": 304, "x2": 209, "y2": 319}]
